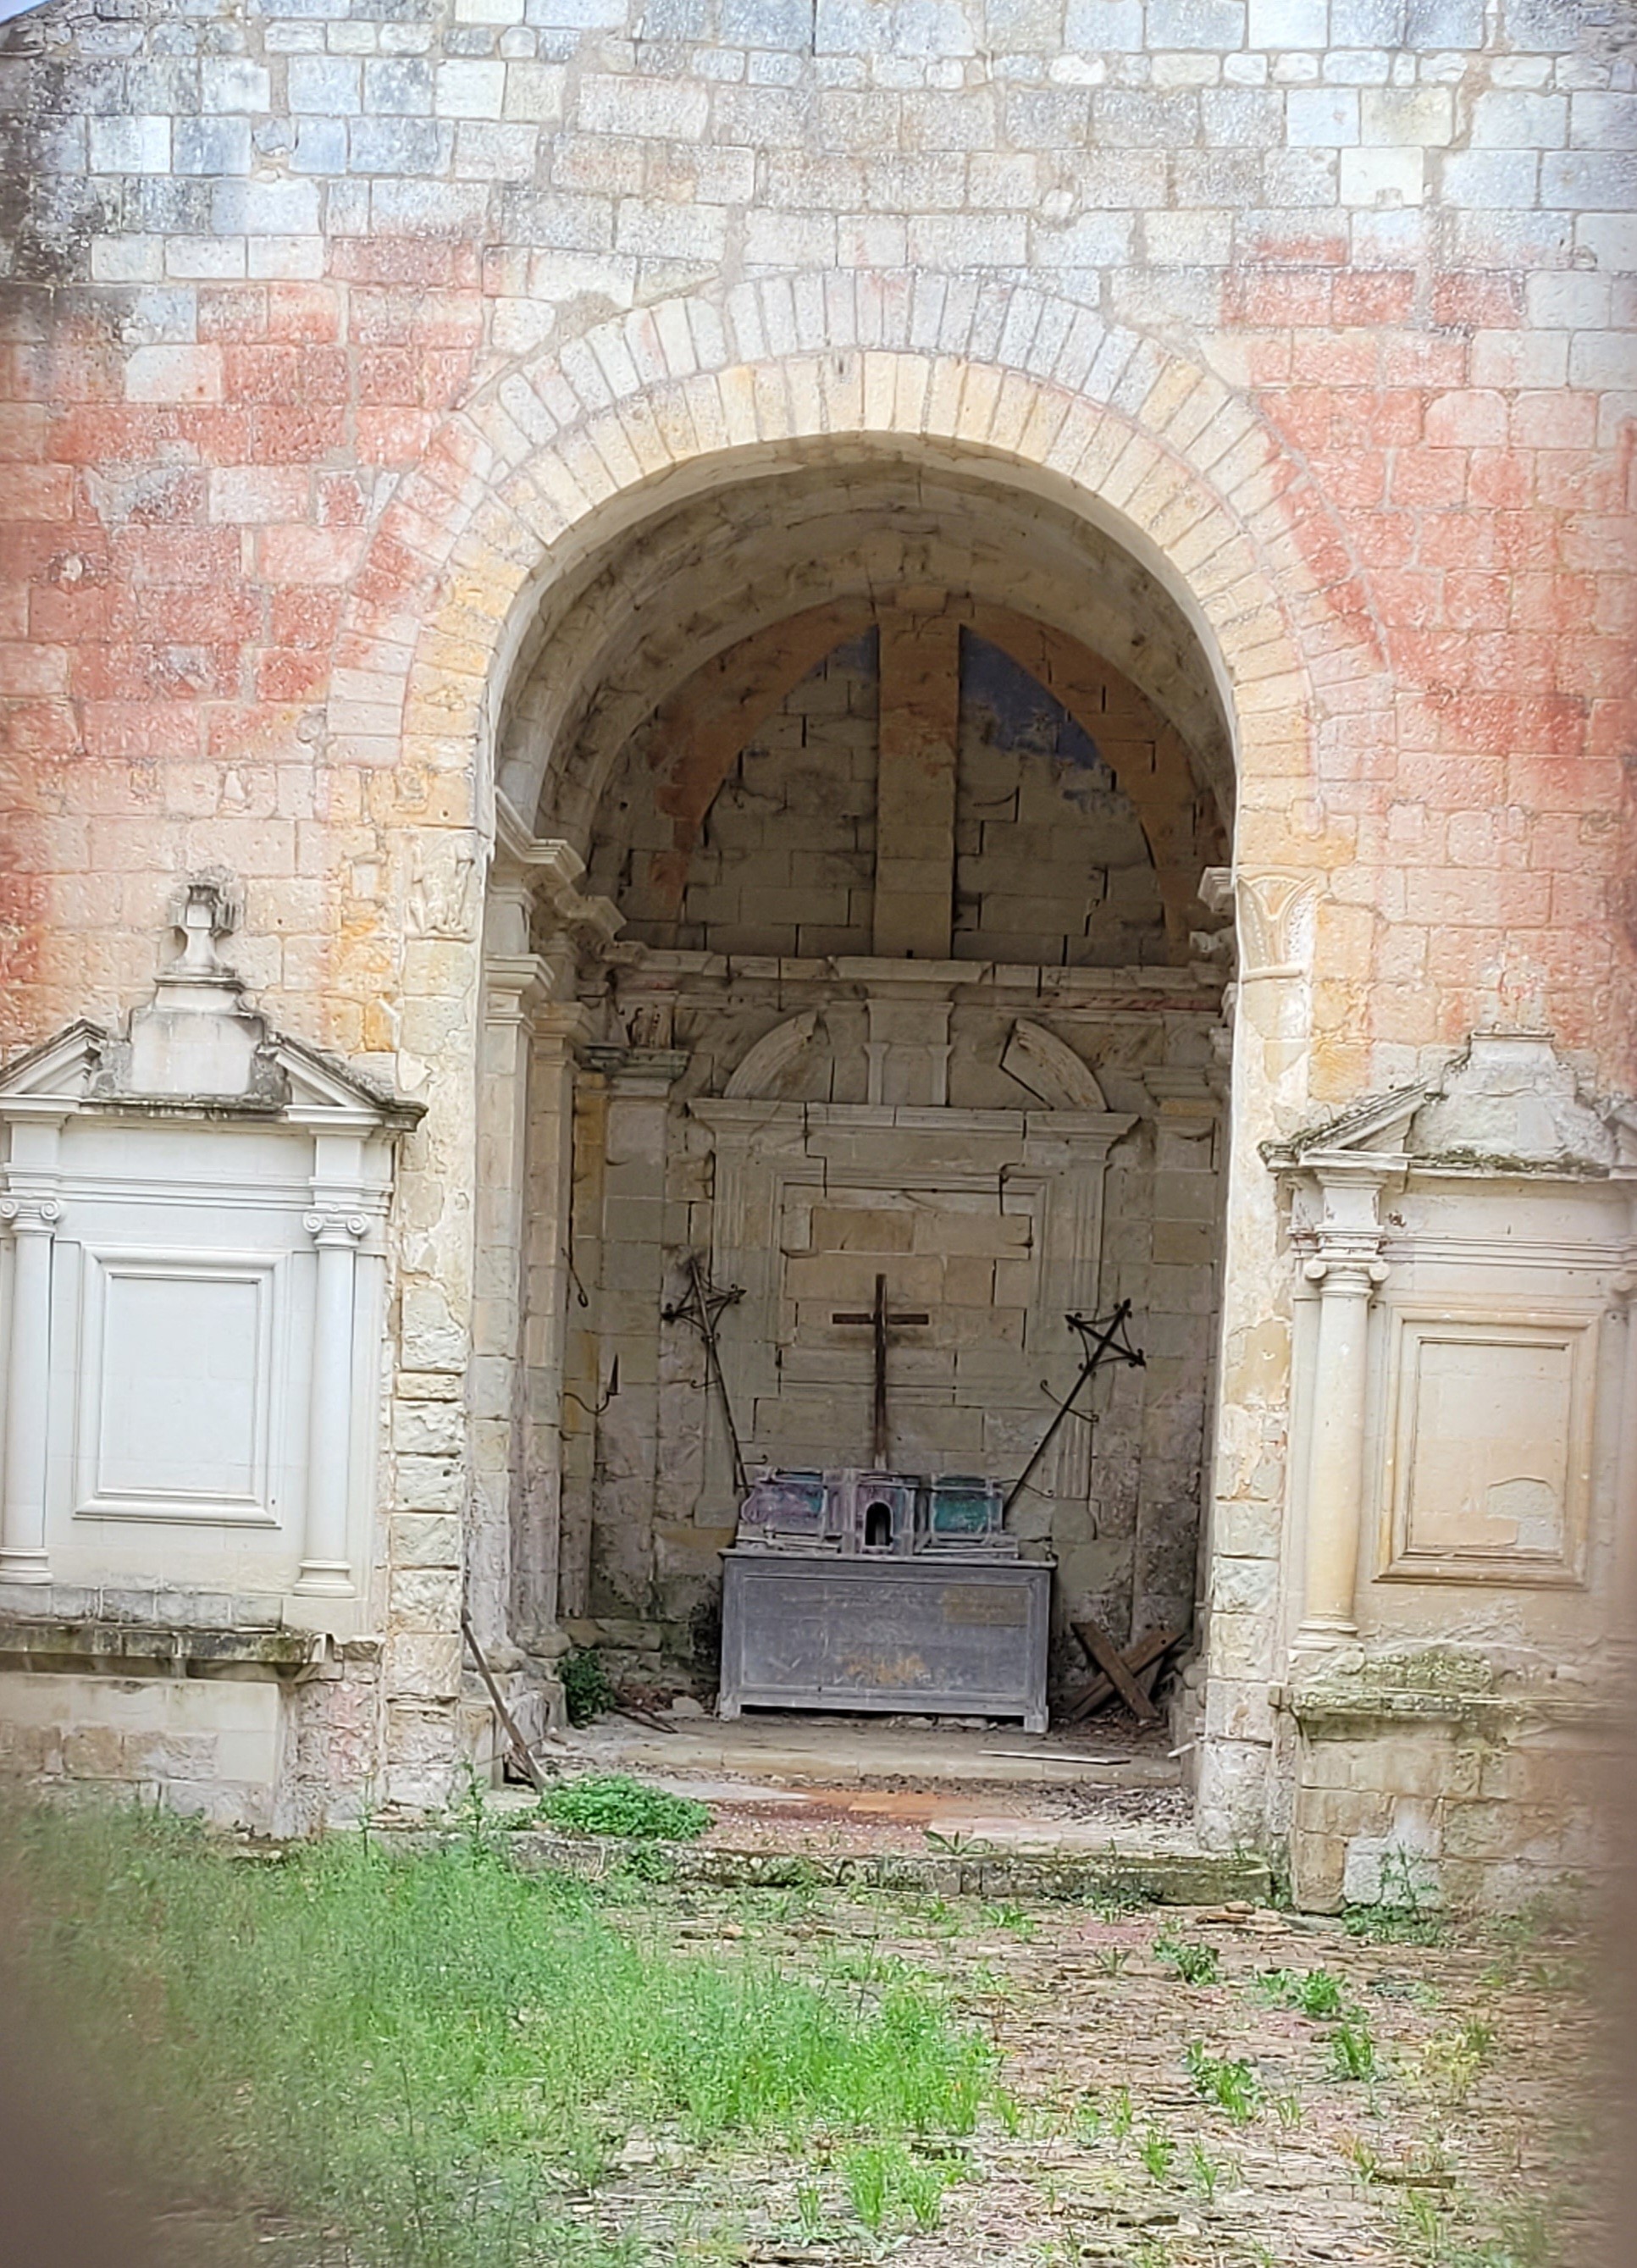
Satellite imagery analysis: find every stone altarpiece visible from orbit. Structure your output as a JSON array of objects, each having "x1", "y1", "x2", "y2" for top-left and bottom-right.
[{"x1": 495, "y1": 607, "x2": 1232, "y2": 1692}]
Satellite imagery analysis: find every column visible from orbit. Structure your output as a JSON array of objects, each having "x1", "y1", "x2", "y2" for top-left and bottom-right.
[
  {"x1": 518, "y1": 999, "x2": 587, "y2": 1645},
  {"x1": 588, "y1": 1050, "x2": 683, "y2": 1615},
  {"x1": 0, "y1": 1194, "x2": 61, "y2": 1585},
  {"x1": 469, "y1": 949, "x2": 550, "y2": 1649},
  {"x1": 296, "y1": 1208, "x2": 365, "y2": 1596},
  {"x1": 1292, "y1": 1158, "x2": 1391, "y2": 1653}
]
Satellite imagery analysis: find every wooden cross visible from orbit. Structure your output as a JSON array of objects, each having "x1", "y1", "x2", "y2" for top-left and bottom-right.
[{"x1": 831, "y1": 1272, "x2": 930, "y2": 1468}]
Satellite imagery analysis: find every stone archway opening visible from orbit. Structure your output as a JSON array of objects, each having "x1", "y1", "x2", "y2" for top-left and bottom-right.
[{"x1": 475, "y1": 442, "x2": 1239, "y2": 1737}]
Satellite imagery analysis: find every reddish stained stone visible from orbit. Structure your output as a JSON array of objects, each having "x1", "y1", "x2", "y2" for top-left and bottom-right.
[
  {"x1": 224, "y1": 346, "x2": 352, "y2": 408},
  {"x1": 71, "y1": 643, "x2": 245, "y2": 703},
  {"x1": 257, "y1": 648, "x2": 332, "y2": 703},
  {"x1": 1225, "y1": 273, "x2": 1334, "y2": 325},
  {"x1": 1430, "y1": 273, "x2": 1524, "y2": 330},
  {"x1": 271, "y1": 589, "x2": 344, "y2": 649},
  {"x1": 1331, "y1": 273, "x2": 1416, "y2": 326},
  {"x1": 247, "y1": 406, "x2": 349, "y2": 462},
  {"x1": 1289, "y1": 335, "x2": 1379, "y2": 388},
  {"x1": 329, "y1": 238, "x2": 484, "y2": 290}
]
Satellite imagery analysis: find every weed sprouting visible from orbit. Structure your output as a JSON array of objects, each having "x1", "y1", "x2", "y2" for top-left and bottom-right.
[
  {"x1": 1417, "y1": 2020, "x2": 1496, "y2": 2104},
  {"x1": 1342, "y1": 2134, "x2": 1380, "y2": 2184},
  {"x1": 925, "y1": 1827, "x2": 993, "y2": 1854},
  {"x1": 1187, "y1": 2142, "x2": 1231, "y2": 2204},
  {"x1": 1330, "y1": 2017, "x2": 1379, "y2": 2082},
  {"x1": 1344, "y1": 1848, "x2": 1446, "y2": 1945},
  {"x1": 560, "y1": 1646, "x2": 617, "y2": 1726},
  {"x1": 1084, "y1": 1878, "x2": 1151, "y2": 1920},
  {"x1": 845, "y1": 2143, "x2": 891, "y2": 2232},
  {"x1": 611, "y1": 1841, "x2": 677, "y2": 1886},
  {"x1": 842, "y1": 2141, "x2": 957, "y2": 2235},
  {"x1": 1138, "y1": 2124, "x2": 1177, "y2": 2181},
  {"x1": 532, "y1": 1773, "x2": 712, "y2": 1842},
  {"x1": 1258, "y1": 1965, "x2": 1346, "y2": 2018},
  {"x1": 1183, "y1": 2044, "x2": 1262, "y2": 2121},
  {"x1": 1401, "y1": 2187, "x2": 1448, "y2": 2254},
  {"x1": 899, "y1": 2149, "x2": 958, "y2": 2230},
  {"x1": 1154, "y1": 1930, "x2": 1221, "y2": 1985}
]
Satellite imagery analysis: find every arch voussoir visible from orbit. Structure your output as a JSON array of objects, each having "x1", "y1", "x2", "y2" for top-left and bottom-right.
[{"x1": 333, "y1": 275, "x2": 1391, "y2": 851}]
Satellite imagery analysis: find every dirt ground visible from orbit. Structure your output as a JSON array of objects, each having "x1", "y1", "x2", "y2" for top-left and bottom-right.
[
  {"x1": 554, "y1": 1712, "x2": 1198, "y2": 1859},
  {"x1": 572, "y1": 1879, "x2": 1606, "y2": 2268}
]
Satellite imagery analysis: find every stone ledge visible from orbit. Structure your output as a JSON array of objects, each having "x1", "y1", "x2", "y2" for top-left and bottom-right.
[
  {"x1": 384, "y1": 1827, "x2": 1271, "y2": 1906},
  {"x1": 1280, "y1": 1682, "x2": 1619, "y2": 1739},
  {"x1": 0, "y1": 1618, "x2": 324, "y2": 1676}
]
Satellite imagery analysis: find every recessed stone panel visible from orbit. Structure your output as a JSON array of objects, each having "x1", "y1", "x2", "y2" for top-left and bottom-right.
[
  {"x1": 1380, "y1": 1308, "x2": 1596, "y2": 1588},
  {"x1": 77, "y1": 1254, "x2": 279, "y2": 1522}
]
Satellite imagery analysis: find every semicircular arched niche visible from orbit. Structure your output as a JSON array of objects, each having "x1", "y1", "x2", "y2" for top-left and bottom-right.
[
  {"x1": 722, "y1": 1010, "x2": 822, "y2": 1100},
  {"x1": 1001, "y1": 1021, "x2": 1109, "y2": 1111}
]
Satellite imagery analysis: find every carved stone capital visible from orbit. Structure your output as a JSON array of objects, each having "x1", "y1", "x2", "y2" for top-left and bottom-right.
[
  {"x1": 1234, "y1": 869, "x2": 1319, "y2": 982},
  {"x1": 303, "y1": 1209, "x2": 368, "y2": 1247},
  {"x1": 492, "y1": 797, "x2": 622, "y2": 955},
  {"x1": 1304, "y1": 1249, "x2": 1390, "y2": 1297},
  {"x1": 0, "y1": 1195, "x2": 62, "y2": 1233}
]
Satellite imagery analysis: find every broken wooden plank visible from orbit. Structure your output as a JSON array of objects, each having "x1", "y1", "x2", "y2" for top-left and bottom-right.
[
  {"x1": 1065, "y1": 1624, "x2": 1179, "y2": 1720},
  {"x1": 1065, "y1": 1641, "x2": 1181, "y2": 1728},
  {"x1": 460, "y1": 1609, "x2": 547, "y2": 1791},
  {"x1": 1065, "y1": 1621, "x2": 1180, "y2": 1726}
]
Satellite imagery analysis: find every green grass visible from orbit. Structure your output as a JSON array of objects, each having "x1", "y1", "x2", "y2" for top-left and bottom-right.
[
  {"x1": 1182, "y1": 2044, "x2": 1262, "y2": 2121},
  {"x1": 528, "y1": 1773, "x2": 711, "y2": 1842},
  {"x1": 841, "y1": 2139, "x2": 960, "y2": 2234},
  {"x1": 1153, "y1": 1930, "x2": 1220, "y2": 1985},
  {"x1": 1, "y1": 1801, "x2": 1001, "y2": 2267},
  {"x1": 1257, "y1": 1965, "x2": 1347, "y2": 2018}
]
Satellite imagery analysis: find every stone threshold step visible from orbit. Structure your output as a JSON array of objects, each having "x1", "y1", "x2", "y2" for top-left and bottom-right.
[{"x1": 394, "y1": 1827, "x2": 1272, "y2": 1907}]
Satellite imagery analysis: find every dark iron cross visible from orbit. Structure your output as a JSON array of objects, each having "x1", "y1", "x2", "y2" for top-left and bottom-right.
[{"x1": 831, "y1": 1272, "x2": 930, "y2": 1468}]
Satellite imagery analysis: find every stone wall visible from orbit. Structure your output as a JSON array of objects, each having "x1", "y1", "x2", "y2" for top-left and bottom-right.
[
  {"x1": 559, "y1": 614, "x2": 1225, "y2": 1686},
  {"x1": 1285, "y1": 1655, "x2": 1619, "y2": 1913},
  {"x1": 594, "y1": 633, "x2": 883, "y2": 957},
  {"x1": 556, "y1": 976, "x2": 1225, "y2": 1681},
  {"x1": 0, "y1": 0, "x2": 1630, "y2": 1859}
]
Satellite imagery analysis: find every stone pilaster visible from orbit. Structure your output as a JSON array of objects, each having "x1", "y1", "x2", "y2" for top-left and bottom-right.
[
  {"x1": 1291, "y1": 1155, "x2": 1393, "y2": 1656},
  {"x1": 296, "y1": 1204, "x2": 367, "y2": 1597},
  {"x1": 517, "y1": 998, "x2": 589, "y2": 1647},
  {"x1": 0, "y1": 1187, "x2": 62, "y2": 1588}
]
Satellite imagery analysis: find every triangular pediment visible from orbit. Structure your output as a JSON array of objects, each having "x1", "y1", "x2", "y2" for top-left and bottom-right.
[
  {"x1": 0, "y1": 1020, "x2": 111, "y2": 1104},
  {"x1": 0, "y1": 1015, "x2": 421, "y2": 1130},
  {"x1": 1267, "y1": 1032, "x2": 1625, "y2": 1178},
  {"x1": 267, "y1": 1033, "x2": 423, "y2": 1126},
  {"x1": 1264, "y1": 1081, "x2": 1426, "y2": 1166}
]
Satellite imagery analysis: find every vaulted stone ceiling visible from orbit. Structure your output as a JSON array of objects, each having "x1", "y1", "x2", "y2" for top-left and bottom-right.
[
  {"x1": 495, "y1": 442, "x2": 1236, "y2": 850},
  {"x1": 581, "y1": 600, "x2": 1225, "y2": 965}
]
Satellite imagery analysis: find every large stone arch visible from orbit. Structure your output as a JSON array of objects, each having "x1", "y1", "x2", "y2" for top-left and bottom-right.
[
  {"x1": 333, "y1": 272, "x2": 1387, "y2": 871},
  {"x1": 344, "y1": 275, "x2": 1390, "y2": 1853}
]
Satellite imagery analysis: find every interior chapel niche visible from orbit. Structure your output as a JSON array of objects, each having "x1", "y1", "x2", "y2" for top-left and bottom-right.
[{"x1": 523, "y1": 590, "x2": 1231, "y2": 1695}]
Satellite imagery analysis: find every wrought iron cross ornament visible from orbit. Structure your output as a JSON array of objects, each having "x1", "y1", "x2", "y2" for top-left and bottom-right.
[
  {"x1": 662, "y1": 1255, "x2": 749, "y2": 1492},
  {"x1": 831, "y1": 1272, "x2": 931, "y2": 1467}
]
